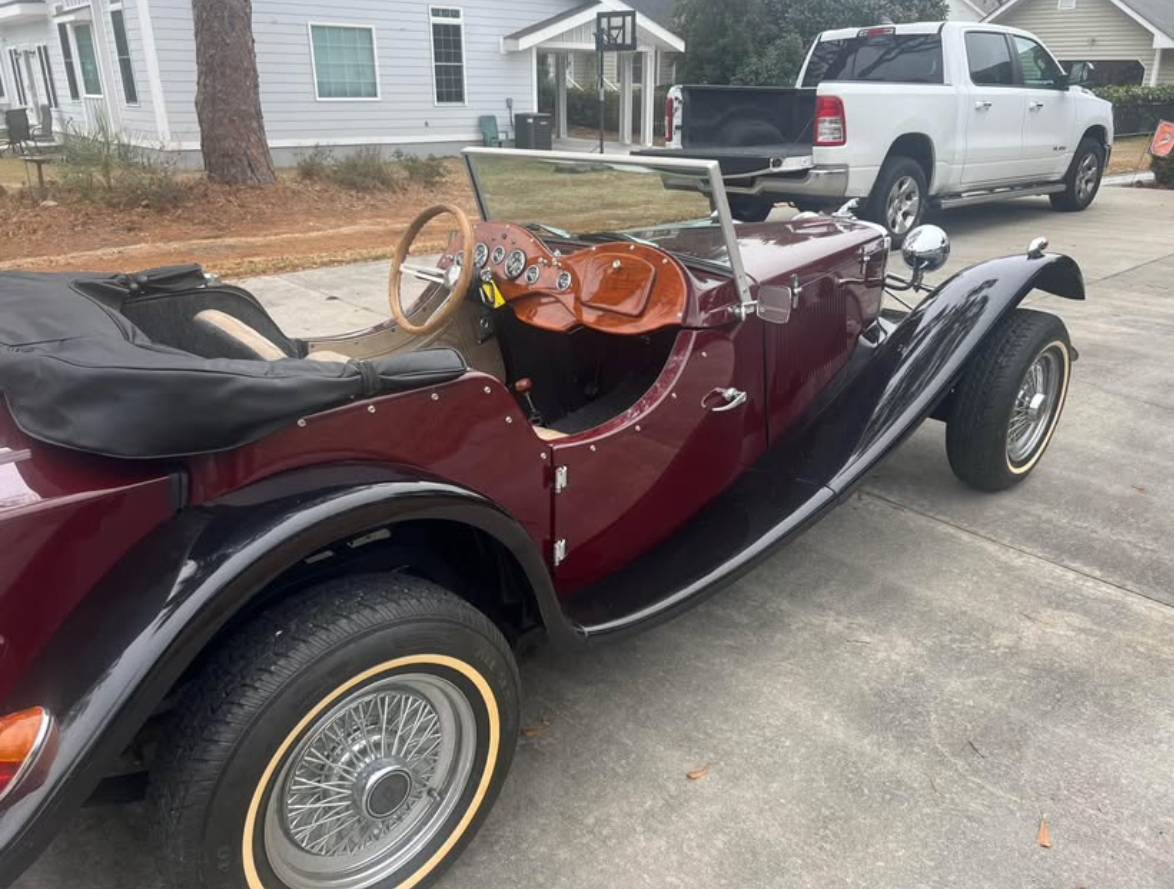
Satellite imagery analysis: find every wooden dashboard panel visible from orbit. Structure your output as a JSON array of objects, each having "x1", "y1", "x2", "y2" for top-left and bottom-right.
[{"x1": 444, "y1": 223, "x2": 689, "y2": 335}]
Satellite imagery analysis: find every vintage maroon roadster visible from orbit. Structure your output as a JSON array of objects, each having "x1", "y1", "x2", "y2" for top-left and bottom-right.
[{"x1": 0, "y1": 149, "x2": 1083, "y2": 889}]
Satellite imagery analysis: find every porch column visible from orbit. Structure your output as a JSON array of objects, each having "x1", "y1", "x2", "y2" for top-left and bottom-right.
[
  {"x1": 555, "y1": 52, "x2": 569, "y2": 138},
  {"x1": 619, "y1": 51, "x2": 633, "y2": 145},
  {"x1": 640, "y1": 49, "x2": 656, "y2": 147}
]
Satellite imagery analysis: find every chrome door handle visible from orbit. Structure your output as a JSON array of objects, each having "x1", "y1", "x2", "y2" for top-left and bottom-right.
[
  {"x1": 1028, "y1": 100, "x2": 1045, "y2": 111},
  {"x1": 704, "y1": 387, "x2": 748, "y2": 412},
  {"x1": 974, "y1": 100, "x2": 992, "y2": 111}
]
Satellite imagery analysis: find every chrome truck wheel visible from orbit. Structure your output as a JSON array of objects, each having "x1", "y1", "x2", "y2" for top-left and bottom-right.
[
  {"x1": 149, "y1": 575, "x2": 520, "y2": 889},
  {"x1": 946, "y1": 309, "x2": 1073, "y2": 492}
]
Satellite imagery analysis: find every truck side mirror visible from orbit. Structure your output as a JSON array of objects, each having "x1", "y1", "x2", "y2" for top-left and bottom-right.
[
  {"x1": 1065, "y1": 61, "x2": 1094, "y2": 87},
  {"x1": 755, "y1": 284, "x2": 793, "y2": 325}
]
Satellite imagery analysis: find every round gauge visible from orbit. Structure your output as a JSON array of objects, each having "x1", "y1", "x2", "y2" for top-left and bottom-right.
[
  {"x1": 556, "y1": 270, "x2": 573, "y2": 292},
  {"x1": 474, "y1": 243, "x2": 489, "y2": 268},
  {"x1": 491, "y1": 245, "x2": 506, "y2": 265},
  {"x1": 524, "y1": 265, "x2": 541, "y2": 286},
  {"x1": 505, "y1": 249, "x2": 527, "y2": 280}
]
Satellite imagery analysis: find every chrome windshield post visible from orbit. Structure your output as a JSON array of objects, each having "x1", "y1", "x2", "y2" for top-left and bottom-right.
[{"x1": 705, "y1": 162, "x2": 754, "y2": 309}]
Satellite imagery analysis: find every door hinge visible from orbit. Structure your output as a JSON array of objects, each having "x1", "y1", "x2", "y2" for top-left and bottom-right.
[
  {"x1": 554, "y1": 465, "x2": 569, "y2": 493},
  {"x1": 553, "y1": 538, "x2": 568, "y2": 566}
]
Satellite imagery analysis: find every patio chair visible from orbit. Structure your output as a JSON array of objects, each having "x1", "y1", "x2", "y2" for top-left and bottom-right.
[
  {"x1": 3, "y1": 108, "x2": 31, "y2": 156},
  {"x1": 478, "y1": 115, "x2": 510, "y2": 147},
  {"x1": 30, "y1": 105, "x2": 54, "y2": 145}
]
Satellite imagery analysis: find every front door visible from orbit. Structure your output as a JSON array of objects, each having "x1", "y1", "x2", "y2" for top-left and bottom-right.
[
  {"x1": 1011, "y1": 34, "x2": 1077, "y2": 181},
  {"x1": 961, "y1": 30, "x2": 1027, "y2": 186},
  {"x1": 549, "y1": 321, "x2": 768, "y2": 595}
]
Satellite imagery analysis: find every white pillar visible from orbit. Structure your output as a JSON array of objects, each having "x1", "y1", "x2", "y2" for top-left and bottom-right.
[
  {"x1": 619, "y1": 52, "x2": 633, "y2": 145},
  {"x1": 1151, "y1": 48, "x2": 1162, "y2": 87},
  {"x1": 555, "y1": 52, "x2": 568, "y2": 138},
  {"x1": 640, "y1": 49, "x2": 656, "y2": 147}
]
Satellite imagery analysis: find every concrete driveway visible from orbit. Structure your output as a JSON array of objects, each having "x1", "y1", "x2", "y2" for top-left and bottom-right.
[{"x1": 12, "y1": 186, "x2": 1174, "y2": 889}]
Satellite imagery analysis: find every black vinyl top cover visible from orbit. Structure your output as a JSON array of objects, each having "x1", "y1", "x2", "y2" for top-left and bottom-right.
[{"x1": 0, "y1": 269, "x2": 468, "y2": 459}]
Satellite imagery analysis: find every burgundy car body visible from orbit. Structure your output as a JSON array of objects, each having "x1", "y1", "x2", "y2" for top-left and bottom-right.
[{"x1": 0, "y1": 166, "x2": 1085, "y2": 884}]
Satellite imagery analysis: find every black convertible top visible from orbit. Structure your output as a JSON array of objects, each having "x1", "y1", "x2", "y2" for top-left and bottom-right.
[{"x1": 0, "y1": 266, "x2": 466, "y2": 459}]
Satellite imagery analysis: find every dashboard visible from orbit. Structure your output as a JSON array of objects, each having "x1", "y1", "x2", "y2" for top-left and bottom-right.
[{"x1": 440, "y1": 223, "x2": 690, "y2": 336}]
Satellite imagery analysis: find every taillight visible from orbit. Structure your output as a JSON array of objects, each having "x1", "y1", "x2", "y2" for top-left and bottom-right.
[
  {"x1": 815, "y1": 95, "x2": 846, "y2": 147},
  {"x1": 0, "y1": 707, "x2": 52, "y2": 803},
  {"x1": 665, "y1": 94, "x2": 675, "y2": 141}
]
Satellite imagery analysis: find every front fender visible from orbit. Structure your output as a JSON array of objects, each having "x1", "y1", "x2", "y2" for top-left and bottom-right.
[
  {"x1": 797, "y1": 252, "x2": 1083, "y2": 493},
  {"x1": 0, "y1": 463, "x2": 569, "y2": 887}
]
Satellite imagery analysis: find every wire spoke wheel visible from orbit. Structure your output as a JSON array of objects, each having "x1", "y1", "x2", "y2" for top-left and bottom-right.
[
  {"x1": 1006, "y1": 345, "x2": 1063, "y2": 468},
  {"x1": 263, "y1": 673, "x2": 477, "y2": 889},
  {"x1": 886, "y1": 175, "x2": 921, "y2": 236}
]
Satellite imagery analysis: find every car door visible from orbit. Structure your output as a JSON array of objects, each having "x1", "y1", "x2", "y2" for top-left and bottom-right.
[
  {"x1": 961, "y1": 30, "x2": 1027, "y2": 186},
  {"x1": 548, "y1": 318, "x2": 768, "y2": 596},
  {"x1": 1011, "y1": 34, "x2": 1077, "y2": 180}
]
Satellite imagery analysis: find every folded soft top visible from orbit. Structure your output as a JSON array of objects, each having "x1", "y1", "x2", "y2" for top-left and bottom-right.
[{"x1": 0, "y1": 267, "x2": 466, "y2": 459}]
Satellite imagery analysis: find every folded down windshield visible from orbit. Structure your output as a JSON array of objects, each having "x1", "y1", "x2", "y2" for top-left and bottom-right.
[{"x1": 462, "y1": 148, "x2": 749, "y2": 293}]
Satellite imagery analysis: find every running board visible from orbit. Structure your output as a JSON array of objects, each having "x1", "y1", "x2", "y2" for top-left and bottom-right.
[{"x1": 936, "y1": 182, "x2": 1065, "y2": 210}]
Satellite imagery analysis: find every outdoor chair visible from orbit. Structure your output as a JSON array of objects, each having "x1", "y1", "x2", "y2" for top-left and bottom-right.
[
  {"x1": 30, "y1": 105, "x2": 54, "y2": 145},
  {"x1": 3, "y1": 108, "x2": 31, "y2": 156},
  {"x1": 479, "y1": 115, "x2": 511, "y2": 147}
]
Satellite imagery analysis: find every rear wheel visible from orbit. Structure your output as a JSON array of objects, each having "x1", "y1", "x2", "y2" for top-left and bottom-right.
[
  {"x1": 861, "y1": 155, "x2": 927, "y2": 246},
  {"x1": 149, "y1": 574, "x2": 520, "y2": 889},
  {"x1": 1050, "y1": 136, "x2": 1105, "y2": 212},
  {"x1": 946, "y1": 309, "x2": 1072, "y2": 492},
  {"x1": 728, "y1": 195, "x2": 776, "y2": 222}
]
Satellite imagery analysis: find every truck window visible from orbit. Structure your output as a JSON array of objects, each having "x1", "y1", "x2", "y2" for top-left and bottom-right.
[
  {"x1": 802, "y1": 34, "x2": 943, "y2": 86},
  {"x1": 966, "y1": 32, "x2": 1014, "y2": 86},
  {"x1": 1012, "y1": 35, "x2": 1064, "y2": 87}
]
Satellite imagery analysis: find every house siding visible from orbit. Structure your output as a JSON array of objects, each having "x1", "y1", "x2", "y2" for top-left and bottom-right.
[
  {"x1": 104, "y1": 0, "x2": 160, "y2": 142},
  {"x1": 151, "y1": 0, "x2": 577, "y2": 156},
  {"x1": 1158, "y1": 49, "x2": 1174, "y2": 85},
  {"x1": 999, "y1": 0, "x2": 1158, "y2": 80}
]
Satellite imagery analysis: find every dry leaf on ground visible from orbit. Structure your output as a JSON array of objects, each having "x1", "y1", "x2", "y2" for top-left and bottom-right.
[
  {"x1": 1037, "y1": 815, "x2": 1052, "y2": 848},
  {"x1": 686, "y1": 764, "x2": 711, "y2": 782}
]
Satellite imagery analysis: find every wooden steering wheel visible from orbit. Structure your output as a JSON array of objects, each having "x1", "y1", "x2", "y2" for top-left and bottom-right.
[{"x1": 388, "y1": 203, "x2": 477, "y2": 336}]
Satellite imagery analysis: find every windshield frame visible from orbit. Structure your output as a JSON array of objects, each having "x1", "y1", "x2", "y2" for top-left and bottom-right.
[{"x1": 461, "y1": 147, "x2": 753, "y2": 306}]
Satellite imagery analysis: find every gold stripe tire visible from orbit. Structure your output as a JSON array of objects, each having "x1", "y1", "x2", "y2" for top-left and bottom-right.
[{"x1": 148, "y1": 574, "x2": 520, "y2": 889}]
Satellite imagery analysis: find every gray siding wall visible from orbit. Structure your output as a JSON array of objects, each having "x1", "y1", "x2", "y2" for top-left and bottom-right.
[
  {"x1": 999, "y1": 0, "x2": 1158, "y2": 80},
  {"x1": 1158, "y1": 49, "x2": 1174, "y2": 86},
  {"x1": 105, "y1": 0, "x2": 161, "y2": 142},
  {"x1": 151, "y1": 0, "x2": 578, "y2": 154}
]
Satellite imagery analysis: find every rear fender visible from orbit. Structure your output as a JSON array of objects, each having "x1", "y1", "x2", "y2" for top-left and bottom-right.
[{"x1": 0, "y1": 463, "x2": 570, "y2": 886}]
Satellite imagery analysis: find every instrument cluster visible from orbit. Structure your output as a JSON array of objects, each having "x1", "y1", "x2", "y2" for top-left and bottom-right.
[{"x1": 467, "y1": 225, "x2": 576, "y2": 294}]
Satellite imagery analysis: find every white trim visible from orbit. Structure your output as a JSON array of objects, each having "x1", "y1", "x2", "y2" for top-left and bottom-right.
[
  {"x1": 135, "y1": 0, "x2": 170, "y2": 142},
  {"x1": 1151, "y1": 47, "x2": 1162, "y2": 85},
  {"x1": 306, "y1": 22, "x2": 381, "y2": 102},
  {"x1": 530, "y1": 46, "x2": 537, "y2": 111},
  {"x1": 502, "y1": 0, "x2": 685, "y2": 54},
  {"x1": 428, "y1": 5, "x2": 468, "y2": 107},
  {"x1": 987, "y1": 0, "x2": 1174, "y2": 46}
]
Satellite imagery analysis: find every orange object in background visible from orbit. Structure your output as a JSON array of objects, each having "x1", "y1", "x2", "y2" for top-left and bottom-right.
[
  {"x1": 0, "y1": 708, "x2": 51, "y2": 800},
  {"x1": 1151, "y1": 121, "x2": 1174, "y2": 159}
]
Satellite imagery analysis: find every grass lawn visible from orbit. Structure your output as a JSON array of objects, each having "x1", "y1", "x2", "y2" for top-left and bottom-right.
[
  {"x1": 1107, "y1": 135, "x2": 1153, "y2": 176},
  {"x1": 0, "y1": 155, "x2": 57, "y2": 189}
]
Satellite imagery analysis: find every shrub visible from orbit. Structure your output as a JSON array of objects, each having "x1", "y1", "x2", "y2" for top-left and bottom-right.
[
  {"x1": 394, "y1": 151, "x2": 449, "y2": 187},
  {"x1": 56, "y1": 122, "x2": 190, "y2": 210},
  {"x1": 326, "y1": 147, "x2": 401, "y2": 192},
  {"x1": 1152, "y1": 154, "x2": 1174, "y2": 189},
  {"x1": 296, "y1": 146, "x2": 333, "y2": 181},
  {"x1": 1092, "y1": 85, "x2": 1174, "y2": 137}
]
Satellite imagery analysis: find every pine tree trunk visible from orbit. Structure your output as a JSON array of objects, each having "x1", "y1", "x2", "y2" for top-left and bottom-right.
[{"x1": 191, "y1": 0, "x2": 276, "y2": 185}]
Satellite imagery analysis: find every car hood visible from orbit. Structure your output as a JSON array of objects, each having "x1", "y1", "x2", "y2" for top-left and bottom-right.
[{"x1": 645, "y1": 216, "x2": 886, "y2": 282}]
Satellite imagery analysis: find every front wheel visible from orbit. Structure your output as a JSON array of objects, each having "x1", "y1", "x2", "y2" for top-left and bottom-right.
[
  {"x1": 861, "y1": 155, "x2": 928, "y2": 247},
  {"x1": 1050, "y1": 137, "x2": 1105, "y2": 212},
  {"x1": 149, "y1": 574, "x2": 520, "y2": 889},
  {"x1": 946, "y1": 309, "x2": 1073, "y2": 492}
]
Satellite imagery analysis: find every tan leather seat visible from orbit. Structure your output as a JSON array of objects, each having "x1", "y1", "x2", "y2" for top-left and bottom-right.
[{"x1": 194, "y1": 309, "x2": 350, "y2": 363}]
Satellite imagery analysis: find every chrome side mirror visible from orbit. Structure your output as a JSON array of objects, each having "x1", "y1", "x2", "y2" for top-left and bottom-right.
[
  {"x1": 901, "y1": 224, "x2": 950, "y2": 274},
  {"x1": 755, "y1": 284, "x2": 793, "y2": 325}
]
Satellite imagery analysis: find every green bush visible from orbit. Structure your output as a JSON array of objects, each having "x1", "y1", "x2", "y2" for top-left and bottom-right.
[
  {"x1": 1092, "y1": 85, "x2": 1174, "y2": 137},
  {"x1": 1152, "y1": 154, "x2": 1174, "y2": 189},
  {"x1": 326, "y1": 147, "x2": 401, "y2": 192},
  {"x1": 295, "y1": 146, "x2": 333, "y2": 181},
  {"x1": 565, "y1": 84, "x2": 671, "y2": 138},
  {"x1": 394, "y1": 151, "x2": 449, "y2": 187},
  {"x1": 56, "y1": 122, "x2": 189, "y2": 210}
]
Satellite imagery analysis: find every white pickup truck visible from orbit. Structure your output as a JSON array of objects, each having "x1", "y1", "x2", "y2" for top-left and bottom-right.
[{"x1": 639, "y1": 21, "x2": 1114, "y2": 243}]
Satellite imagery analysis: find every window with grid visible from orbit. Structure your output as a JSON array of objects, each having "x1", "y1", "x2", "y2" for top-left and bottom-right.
[
  {"x1": 110, "y1": 10, "x2": 139, "y2": 104},
  {"x1": 58, "y1": 23, "x2": 80, "y2": 100},
  {"x1": 430, "y1": 7, "x2": 465, "y2": 104},
  {"x1": 73, "y1": 23, "x2": 103, "y2": 96},
  {"x1": 310, "y1": 25, "x2": 378, "y2": 99}
]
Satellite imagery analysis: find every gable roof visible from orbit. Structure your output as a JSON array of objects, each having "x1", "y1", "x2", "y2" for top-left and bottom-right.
[
  {"x1": 985, "y1": 0, "x2": 1174, "y2": 44},
  {"x1": 503, "y1": 0, "x2": 685, "y2": 53}
]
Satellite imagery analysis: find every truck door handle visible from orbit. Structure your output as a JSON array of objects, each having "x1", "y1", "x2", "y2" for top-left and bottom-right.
[
  {"x1": 1028, "y1": 101, "x2": 1045, "y2": 111},
  {"x1": 974, "y1": 100, "x2": 992, "y2": 111},
  {"x1": 703, "y1": 387, "x2": 747, "y2": 412}
]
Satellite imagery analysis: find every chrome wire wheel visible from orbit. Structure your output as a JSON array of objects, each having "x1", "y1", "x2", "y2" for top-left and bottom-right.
[
  {"x1": 1075, "y1": 151, "x2": 1100, "y2": 203},
  {"x1": 1006, "y1": 346, "x2": 1063, "y2": 468},
  {"x1": 886, "y1": 175, "x2": 921, "y2": 235},
  {"x1": 263, "y1": 673, "x2": 477, "y2": 889}
]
